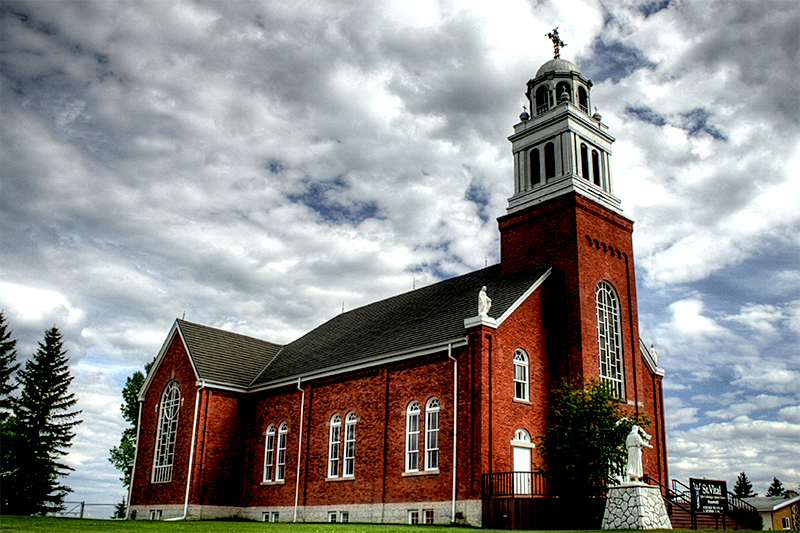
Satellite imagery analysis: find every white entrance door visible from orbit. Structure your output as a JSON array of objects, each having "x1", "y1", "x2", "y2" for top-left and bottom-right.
[{"x1": 513, "y1": 445, "x2": 532, "y2": 495}]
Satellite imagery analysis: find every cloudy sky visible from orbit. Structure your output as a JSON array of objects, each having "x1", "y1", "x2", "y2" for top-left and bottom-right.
[{"x1": 1, "y1": 0, "x2": 798, "y2": 506}]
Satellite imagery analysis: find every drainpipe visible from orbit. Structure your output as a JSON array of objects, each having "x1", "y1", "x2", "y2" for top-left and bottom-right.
[
  {"x1": 168, "y1": 383, "x2": 203, "y2": 521},
  {"x1": 448, "y1": 343, "x2": 458, "y2": 523},
  {"x1": 293, "y1": 378, "x2": 305, "y2": 523}
]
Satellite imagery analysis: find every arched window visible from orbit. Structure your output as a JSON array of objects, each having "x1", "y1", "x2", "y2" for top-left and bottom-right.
[
  {"x1": 530, "y1": 149, "x2": 541, "y2": 186},
  {"x1": 544, "y1": 142, "x2": 556, "y2": 179},
  {"x1": 344, "y1": 412, "x2": 357, "y2": 477},
  {"x1": 535, "y1": 86, "x2": 549, "y2": 115},
  {"x1": 513, "y1": 349, "x2": 529, "y2": 401},
  {"x1": 328, "y1": 414, "x2": 341, "y2": 477},
  {"x1": 596, "y1": 282, "x2": 624, "y2": 398},
  {"x1": 425, "y1": 398, "x2": 440, "y2": 470},
  {"x1": 153, "y1": 381, "x2": 180, "y2": 483},
  {"x1": 405, "y1": 401, "x2": 421, "y2": 472},
  {"x1": 513, "y1": 428, "x2": 531, "y2": 443},
  {"x1": 263, "y1": 424, "x2": 276, "y2": 482},
  {"x1": 556, "y1": 81, "x2": 571, "y2": 103},
  {"x1": 276, "y1": 422, "x2": 288, "y2": 481},
  {"x1": 592, "y1": 150, "x2": 601, "y2": 186},
  {"x1": 578, "y1": 86, "x2": 589, "y2": 112},
  {"x1": 581, "y1": 144, "x2": 590, "y2": 180}
]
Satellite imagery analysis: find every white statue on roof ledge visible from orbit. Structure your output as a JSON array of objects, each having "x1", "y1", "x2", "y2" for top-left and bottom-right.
[{"x1": 478, "y1": 286, "x2": 492, "y2": 316}]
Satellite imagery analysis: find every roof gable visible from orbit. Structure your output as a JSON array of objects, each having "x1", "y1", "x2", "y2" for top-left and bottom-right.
[
  {"x1": 176, "y1": 320, "x2": 283, "y2": 389},
  {"x1": 251, "y1": 265, "x2": 550, "y2": 387}
]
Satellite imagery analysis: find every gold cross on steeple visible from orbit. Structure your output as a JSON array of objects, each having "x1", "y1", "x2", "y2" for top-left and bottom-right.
[{"x1": 546, "y1": 28, "x2": 567, "y2": 59}]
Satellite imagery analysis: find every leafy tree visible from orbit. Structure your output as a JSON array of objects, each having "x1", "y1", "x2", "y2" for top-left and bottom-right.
[
  {"x1": 538, "y1": 379, "x2": 649, "y2": 498},
  {"x1": 108, "y1": 359, "x2": 153, "y2": 488},
  {"x1": 733, "y1": 471, "x2": 757, "y2": 498},
  {"x1": 766, "y1": 477, "x2": 784, "y2": 496},
  {"x1": 0, "y1": 312, "x2": 22, "y2": 513},
  {"x1": 11, "y1": 326, "x2": 82, "y2": 515}
]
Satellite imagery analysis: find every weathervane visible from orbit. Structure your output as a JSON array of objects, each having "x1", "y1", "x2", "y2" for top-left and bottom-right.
[{"x1": 546, "y1": 27, "x2": 567, "y2": 59}]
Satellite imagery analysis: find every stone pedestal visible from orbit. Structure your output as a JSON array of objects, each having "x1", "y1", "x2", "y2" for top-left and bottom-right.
[{"x1": 602, "y1": 483, "x2": 672, "y2": 529}]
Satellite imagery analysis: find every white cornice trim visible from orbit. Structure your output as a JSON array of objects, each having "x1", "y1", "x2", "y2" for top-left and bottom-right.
[
  {"x1": 463, "y1": 315, "x2": 498, "y2": 329},
  {"x1": 137, "y1": 320, "x2": 201, "y2": 402},
  {"x1": 248, "y1": 337, "x2": 469, "y2": 393}
]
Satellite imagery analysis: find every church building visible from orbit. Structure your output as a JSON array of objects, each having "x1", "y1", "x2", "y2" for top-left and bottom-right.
[{"x1": 128, "y1": 42, "x2": 668, "y2": 526}]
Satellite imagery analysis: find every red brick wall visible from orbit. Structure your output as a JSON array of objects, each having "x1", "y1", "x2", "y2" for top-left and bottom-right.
[
  {"x1": 491, "y1": 283, "x2": 550, "y2": 473},
  {"x1": 130, "y1": 333, "x2": 198, "y2": 506},
  {"x1": 194, "y1": 390, "x2": 246, "y2": 506}
]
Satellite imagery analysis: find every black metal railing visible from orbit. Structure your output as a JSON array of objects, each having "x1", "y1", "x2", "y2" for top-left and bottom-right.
[{"x1": 482, "y1": 471, "x2": 550, "y2": 498}]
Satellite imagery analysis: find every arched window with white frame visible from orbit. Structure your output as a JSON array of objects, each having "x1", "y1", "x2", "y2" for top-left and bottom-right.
[
  {"x1": 425, "y1": 398, "x2": 439, "y2": 470},
  {"x1": 263, "y1": 424, "x2": 276, "y2": 482},
  {"x1": 596, "y1": 281, "x2": 624, "y2": 398},
  {"x1": 405, "y1": 401, "x2": 421, "y2": 472},
  {"x1": 344, "y1": 411, "x2": 357, "y2": 477},
  {"x1": 276, "y1": 422, "x2": 288, "y2": 481},
  {"x1": 152, "y1": 381, "x2": 180, "y2": 483},
  {"x1": 328, "y1": 414, "x2": 341, "y2": 477},
  {"x1": 514, "y1": 349, "x2": 529, "y2": 401}
]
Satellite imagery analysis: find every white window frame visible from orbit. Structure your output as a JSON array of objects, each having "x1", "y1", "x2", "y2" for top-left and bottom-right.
[
  {"x1": 344, "y1": 411, "x2": 356, "y2": 477},
  {"x1": 596, "y1": 281, "x2": 625, "y2": 398},
  {"x1": 339, "y1": 511, "x2": 349, "y2": 523},
  {"x1": 405, "y1": 401, "x2": 420, "y2": 472},
  {"x1": 276, "y1": 422, "x2": 288, "y2": 481},
  {"x1": 328, "y1": 414, "x2": 341, "y2": 478},
  {"x1": 782, "y1": 517, "x2": 790, "y2": 530},
  {"x1": 425, "y1": 398, "x2": 439, "y2": 471},
  {"x1": 263, "y1": 424, "x2": 276, "y2": 482},
  {"x1": 424, "y1": 509, "x2": 435, "y2": 524},
  {"x1": 408, "y1": 510, "x2": 420, "y2": 524},
  {"x1": 152, "y1": 381, "x2": 180, "y2": 483},
  {"x1": 513, "y1": 349, "x2": 529, "y2": 401},
  {"x1": 328, "y1": 511, "x2": 338, "y2": 523}
]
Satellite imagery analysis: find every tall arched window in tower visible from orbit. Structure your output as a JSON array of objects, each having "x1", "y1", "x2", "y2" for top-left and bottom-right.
[
  {"x1": 513, "y1": 349, "x2": 529, "y2": 401},
  {"x1": 405, "y1": 401, "x2": 421, "y2": 472},
  {"x1": 152, "y1": 381, "x2": 180, "y2": 483},
  {"x1": 328, "y1": 414, "x2": 342, "y2": 477},
  {"x1": 263, "y1": 424, "x2": 276, "y2": 482},
  {"x1": 544, "y1": 142, "x2": 556, "y2": 179},
  {"x1": 530, "y1": 148, "x2": 541, "y2": 186},
  {"x1": 596, "y1": 281, "x2": 624, "y2": 398},
  {"x1": 556, "y1": 81, "x2": 572, "y2": 103},
  {"x1": 592, "y1": 150, "x2": 601, "y2": 186},
  {"x1": 344, "y1": 411, "x2": 357, "y2": 477},
  {"x1": 578, "y1": 86, "x2": 589, "y2": 112},
  {"x1": 276, "y1": 422, "x2": 288, "y2": 481},
  {"x1": 535, "y1": 86, "x2": 549, "y2": 115},
  {"x1": 425, "y1": 398, "x2": 440, "y2": 470},
  {"x1": 580, "y1": 144, "x2": 590, "y2": 180}
]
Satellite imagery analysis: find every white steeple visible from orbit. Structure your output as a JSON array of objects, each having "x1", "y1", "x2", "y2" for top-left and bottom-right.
[{"x1": 507, "y1": 30, "x2": 621, "y2": 215}]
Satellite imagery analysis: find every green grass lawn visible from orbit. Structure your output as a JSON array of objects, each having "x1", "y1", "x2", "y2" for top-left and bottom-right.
[{"x1": 0, "y1": 516, "x2": 696, "y2": 533}]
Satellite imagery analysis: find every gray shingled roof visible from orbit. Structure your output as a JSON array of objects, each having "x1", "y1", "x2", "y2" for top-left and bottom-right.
[
  {"x1": 173, "y1": 265, "x2": 549, "y2": 390},
  {"x1": 177, "y1": 320, "x2": 282, "y2": 389},
  {"x1": 250, "y1": 264, "x2": 550, "y2": 387}
]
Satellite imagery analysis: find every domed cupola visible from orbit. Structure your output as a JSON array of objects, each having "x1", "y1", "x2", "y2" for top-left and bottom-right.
[{"x1": 507, "y1": 29, "x2": 622, "y2": 216}]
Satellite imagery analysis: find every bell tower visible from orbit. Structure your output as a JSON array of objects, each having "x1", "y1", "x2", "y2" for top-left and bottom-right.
[{"x1": 498, "y1": 31, "x2": 643, "y2": 407}]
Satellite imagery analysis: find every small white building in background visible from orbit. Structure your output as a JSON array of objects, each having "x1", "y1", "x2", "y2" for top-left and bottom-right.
[{"x1": 743, "y1": 494, "x2": 800, "y2": 531}]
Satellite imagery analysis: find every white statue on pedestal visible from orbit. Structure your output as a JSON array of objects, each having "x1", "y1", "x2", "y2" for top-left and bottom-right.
[
  {"x1": 625, "y1": 425, "x2": 653, "y2": 483},
  {"x1": 478, "y1": 286, "x2": 491, "y2": 317}
]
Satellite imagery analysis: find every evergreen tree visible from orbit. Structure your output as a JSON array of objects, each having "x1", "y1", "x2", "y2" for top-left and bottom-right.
[
  {"x1": 12, "y1": 326, "x2": 82, "y2": 515},
  {"x1": 538, "y1": 379, "x2": 649, "y2": 498},
  {"x1": 733, "y1": 471, "x2": 757, "y2": 497},
  {"x1": 0, "y1": 312, "x2": 20, "y2": 417},
  {"x1": 766, "y1": 477, "x2": 784, "y2": 496},
  {"x1": 108, "y1": 359, "x2": 153, "y2": 488},
  {"x1": 0, "y1": 312, "x2": 22, "y2": 514}
]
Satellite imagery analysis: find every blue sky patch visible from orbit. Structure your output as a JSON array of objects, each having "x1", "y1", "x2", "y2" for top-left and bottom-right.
[
  {"x1": 639, "y1": 0, "x2": 672, "y2": 18},
  {"x1": 625, "y1": 106, "x2": 668, "y2": 127},
  {"x1": 680, "y1": 108, "x2": 727, "y2": 141},
  {"x1": 580, "y1": 39, "x2": 656, "y2": 83},
  {"x1": 287, "y1": 177, "x2": 379, "y2": 225}
]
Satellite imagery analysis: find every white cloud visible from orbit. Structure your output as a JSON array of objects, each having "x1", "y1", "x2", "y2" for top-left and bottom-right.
[{"x1": 1, "y1": 0, "x2": 798, "y2": 503}]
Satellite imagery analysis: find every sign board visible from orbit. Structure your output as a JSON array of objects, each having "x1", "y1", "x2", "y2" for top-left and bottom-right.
[{"x1": 690, "y1": 478, "x2": 728, "y2": 514}]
